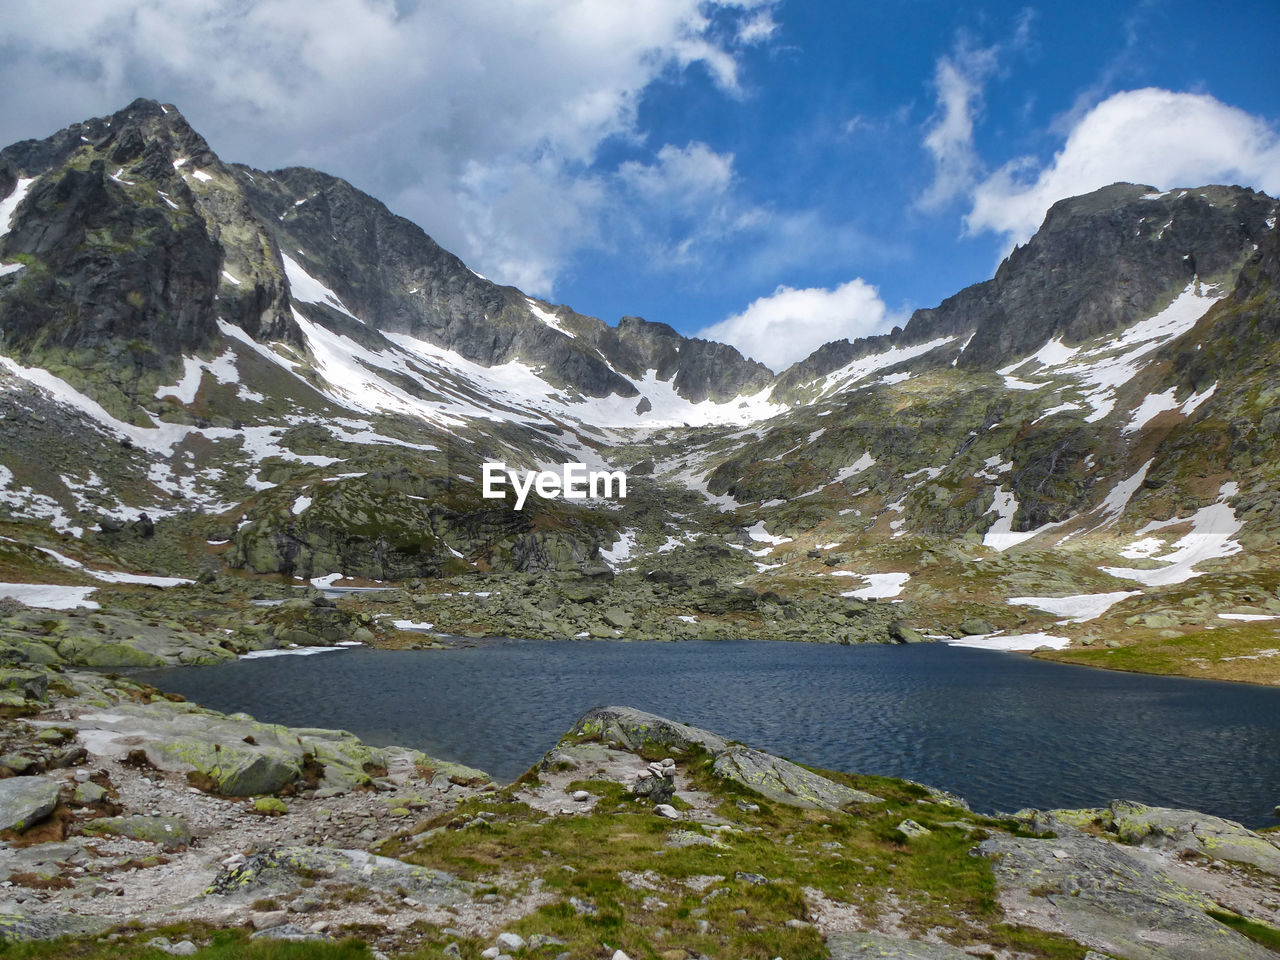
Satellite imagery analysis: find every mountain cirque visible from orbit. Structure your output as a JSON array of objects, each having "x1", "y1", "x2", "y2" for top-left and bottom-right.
[{"x1": 1, "y1": 99, "x2": 1280, "y2": 954}]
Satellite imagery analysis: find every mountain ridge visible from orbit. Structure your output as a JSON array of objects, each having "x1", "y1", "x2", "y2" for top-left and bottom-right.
[{"x1": 1, "y1": 98, "x2": 1279, "y2": 686}]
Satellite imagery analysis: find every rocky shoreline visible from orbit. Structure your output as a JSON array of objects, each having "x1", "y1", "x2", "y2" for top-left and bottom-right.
[{"x1": 3, "y1": 661, "x2": 1280, "y2": 959}]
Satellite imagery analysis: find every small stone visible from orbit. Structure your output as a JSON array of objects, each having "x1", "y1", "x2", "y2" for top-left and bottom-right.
[
  {"x1": 74, "y1": 781, "x2": 107, "y2": 805},
  {"x1": 654, "y1": 803, "x2": 680, "y2": 820},
  {"x1": 612, "y1": 951, "x2": 632, "y2": 960},
  {"x1": 250, "y1": 911, "x2": 289, "y2": 931},
  {"x1": 443, "y1": 945, "x2": 461, "y2": 958},
  {"x1": 572, "y1": 790, "x2": 590, "y2": 802},
  {"x1": 496, "y1": 932, "x2": 526, "y2": 952},
  {"x1": 735, "y1": 799, "x2": 760, "y2": 813},
  {"x1": 896, "y1": 819, "x2": 931, "y2": 839},
  {"x1": 168, "y1": 942, "x2": 198, "y2": 957},
  {"x1": 784, "y1": 918, "x2": 811, "y2": 928},
  {"x1": 482, "y1": 949, "x2": 501, "y2": 960}
]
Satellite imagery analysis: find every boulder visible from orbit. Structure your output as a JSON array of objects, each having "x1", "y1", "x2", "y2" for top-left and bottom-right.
[
  {"x1": 979, "y1": 829, "x2": 1275, "y2": 960},
  {"x1": 59, "y1": 701, "x2": 394, "y2": 796},
  {"x1": 1097, "y1": 799, "x2": 1280, "y2": 875},
  {"x1": 205, "y1": 846, "x2": 470, "y2": 905},
  {"x1": 570, "y1": 706, "x2": 730, "y2": 756},
  {"x1": 0, "y1": 776, "x2": 60, "y2": 832},
  {"x1": 82, "y1": 814, "x2": 192, "y2": 850},
  {"x1": 827, "y1": 932, "x2": 975, "y2": 958},
  {"x1": 0, "y1": 668, "x2": 49, "y2": 705},
  {"x1": 711, "y1": 747, "x2": 881, "y2": 811}
]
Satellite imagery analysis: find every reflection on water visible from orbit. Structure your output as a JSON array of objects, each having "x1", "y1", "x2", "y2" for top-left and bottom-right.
[{"x1": 136, "y1": 639, "x2": 1280, "y2": 827}]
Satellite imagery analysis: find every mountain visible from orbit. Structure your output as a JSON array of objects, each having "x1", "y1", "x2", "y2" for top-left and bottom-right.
[{"x1": 2, "y1": 99, "x2": 1279, "y2": 683}]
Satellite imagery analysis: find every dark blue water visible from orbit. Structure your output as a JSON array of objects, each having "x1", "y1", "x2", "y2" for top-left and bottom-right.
[{"x1": 134, "y1": 640, "x2": 1280, "y2": 827}]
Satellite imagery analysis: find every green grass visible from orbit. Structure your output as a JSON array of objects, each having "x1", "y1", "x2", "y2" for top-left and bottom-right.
[
  {"x1": 0, "y1": 927, "x2": 373, "y2": 960},
  {"x1": 1207, "y1": 909, "x2": 1280, "y2": 951},
  {"x1": 374, "y1": 742, "x2": 1090, "y2": 959}
]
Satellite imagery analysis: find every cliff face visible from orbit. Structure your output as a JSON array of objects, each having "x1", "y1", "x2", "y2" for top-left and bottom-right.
[{"x1": 774, "y1": 183, "x2": 1276, "y2": 400}]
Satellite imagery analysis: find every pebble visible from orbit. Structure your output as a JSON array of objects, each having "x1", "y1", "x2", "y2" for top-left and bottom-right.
[
  {"x1": 654, "y1": 804, "x2": 680, "y2": 820},
  {"x1": 572, "y1": 790, "x2": 590, "y2": 802}
]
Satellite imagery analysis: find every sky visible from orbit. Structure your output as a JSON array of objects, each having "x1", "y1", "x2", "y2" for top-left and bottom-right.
[{"x1": 1, "y1": 1, "x2": 1279, "y2": 371}]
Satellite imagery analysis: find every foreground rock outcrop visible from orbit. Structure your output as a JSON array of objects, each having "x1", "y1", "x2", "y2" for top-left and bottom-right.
[{"x1": 2, "y1": 693, "x2": 1278, "y2": 959}]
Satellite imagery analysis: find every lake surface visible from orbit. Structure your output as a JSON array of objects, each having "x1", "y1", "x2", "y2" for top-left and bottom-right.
[{"x1": 135, "y1": 640, "x2": 1280, "y2": 827}]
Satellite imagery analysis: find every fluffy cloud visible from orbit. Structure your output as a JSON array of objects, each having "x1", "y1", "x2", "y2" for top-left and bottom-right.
[
  {"x1": 968, "y1": 88, "x2": 1280, "y2": 243},
  {"x1": 698, "y1": 279, "x2": 894, "y2": 371},
  {"x1": 0, "y1": 0, "x2": 776, "y2": 296},
  {"x1": 918, "y1": 44, "x2": 999, "y2": 211}
]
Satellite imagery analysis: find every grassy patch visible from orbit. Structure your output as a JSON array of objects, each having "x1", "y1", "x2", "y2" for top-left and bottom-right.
[
  {"x1": 0, "y1": 927, "x2": 373, "y2": 960},
  {"x1": 1207, "y1": 909, "x2": 1280, "y2": 951},
  {"x1": 1042, "y1": 621, "x2": 1280, "y2": 685}
]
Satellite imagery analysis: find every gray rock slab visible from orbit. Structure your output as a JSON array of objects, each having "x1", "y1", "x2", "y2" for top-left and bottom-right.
[
  {"x1": 712, "y1": 747, "x2": 881, "y2": 810},
  {"x1": 0, "y1": 777, "x2": 59, "y2": 833},
  {"x1": 827, "y1": 932, "x2": 976, "y2": 958},
  {"x1": 979, "y1": 830, "x2": 1276, "y2": 960}
]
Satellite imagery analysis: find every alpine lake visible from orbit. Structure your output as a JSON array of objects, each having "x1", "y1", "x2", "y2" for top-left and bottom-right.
[{"x1": 134, "y1": 637, "x2": 1280, "y2": 828}]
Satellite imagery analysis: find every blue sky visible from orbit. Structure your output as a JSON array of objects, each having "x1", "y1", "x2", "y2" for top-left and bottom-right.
[{"x1": 2, "y1": 0, "x2": 1278, "y2": 369}]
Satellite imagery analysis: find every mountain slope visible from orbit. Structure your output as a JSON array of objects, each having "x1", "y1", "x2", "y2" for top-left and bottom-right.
[{"x1": 2, "y1": 99, "x2": 1279, "y2": 680}]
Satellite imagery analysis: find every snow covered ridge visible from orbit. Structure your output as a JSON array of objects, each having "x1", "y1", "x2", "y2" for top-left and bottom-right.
[{"x1": 993, "y1": 282, "x2": 1225, "y2": 424}]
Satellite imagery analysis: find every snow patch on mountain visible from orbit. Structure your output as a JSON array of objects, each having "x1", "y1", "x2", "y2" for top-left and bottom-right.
[
  {"x1": 816, "y1": 336, "x2": 958, "y2": 397},
  {"x1": 282, "y1": 254, "x2": 361, "y2": 321},
  {"x1": 1008, "y1": 591, "x2": 1141, "y2": 623},
  {"x1": 1101, "y1": 481, "x2": 1243, "y2": 586},
  {"x1": 0, "y1": 177, "x2": 36, "y2": 236}
]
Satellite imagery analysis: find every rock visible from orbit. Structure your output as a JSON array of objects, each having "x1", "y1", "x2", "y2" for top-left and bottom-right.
[
  {"x1": 896, "y1": 819, "x2": 931, "y2": 838},
  {"x1": 481, "y1": 949, "x2": 500, "y2": 960},
  {"x1": 0, "y1": 909, "x2": 109, "y2": 943},
  {"x1": 0, "y1": 754, "x2": 33, "y2": 775},
  {"x1": 495, "y1": 932, "x2": 526, "y2": 951},
  {"x1": 957, "y1": 618, "x2": 995, "y2": 636},
  {"x1": 0, "y1": 668, "x2": 48, "y2": 704},
  {"x1": 250, "y1": 911, "x2": 289, "y2": 931},
  {"x1": 654, "y1": 804, "x2": 680, "y2": 820},
  {"x1": 612, "y1": 951, "x2": 633, "y2": 960},
  {"x1": 569, "y1": 706, "x2": 731, "y2": 756},
  {"x1": 979, "y1": 830, "x2": 1276, "y2": 959},
  {"x1": 56, "y1": 701, "x2": 402, "y2": 796},
  {"x1": 205, "y1": 846, "x2": 470, "y2": 906},
  {"x1": 571, "y1": 790, "x2": 590, "y2": 802},
  {"x1": 82, "y1": 815, "x2": 192, "y2": 851},
  {"x1": 0, "y1": 776, "x2": 60, "y2": 832},
  {"x1": 73, "y1": 781, "x2": 107, "y2": 805},
  {"x1": 1040, "y1": 800, "x2": 1280, "y2": 876},
  {"x1": 711, "y1": 747, "x2": 881, "y2": 810},
  {"x1": 631, "y1": 772, "x2": 675, "y2": 804},
  {"x1": 602, "y1": 607, "x2": 633, "y2": 630},
  {"x1": 827, "y1": 932, "x2": 975, "y2": 958},
  {"x1": 888, "y1": 620, "x2": 924, "y2": 644}
]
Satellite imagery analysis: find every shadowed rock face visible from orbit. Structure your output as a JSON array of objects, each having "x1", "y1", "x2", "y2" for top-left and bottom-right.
[
  {"x1": 774, "y1": 183, "x2": 1276, "y2": 398},
  {"x1": 0, "y1": 98, "x2": 770, "y2": 407}
]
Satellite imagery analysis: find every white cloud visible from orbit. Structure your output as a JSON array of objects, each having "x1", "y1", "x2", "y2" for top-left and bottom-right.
[
  {"x1": 918, "y1": 44, "x2": 998, "y2": 210},
  {"x1": 968, "y1": 88, "x2": 1280, "y2": 244},
  {"x1": 0, "y1": 0, "x2": 776, "y2": 297},
  {"x1": 698, "y1": 279, "x2": 894, "y2": 371}
]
